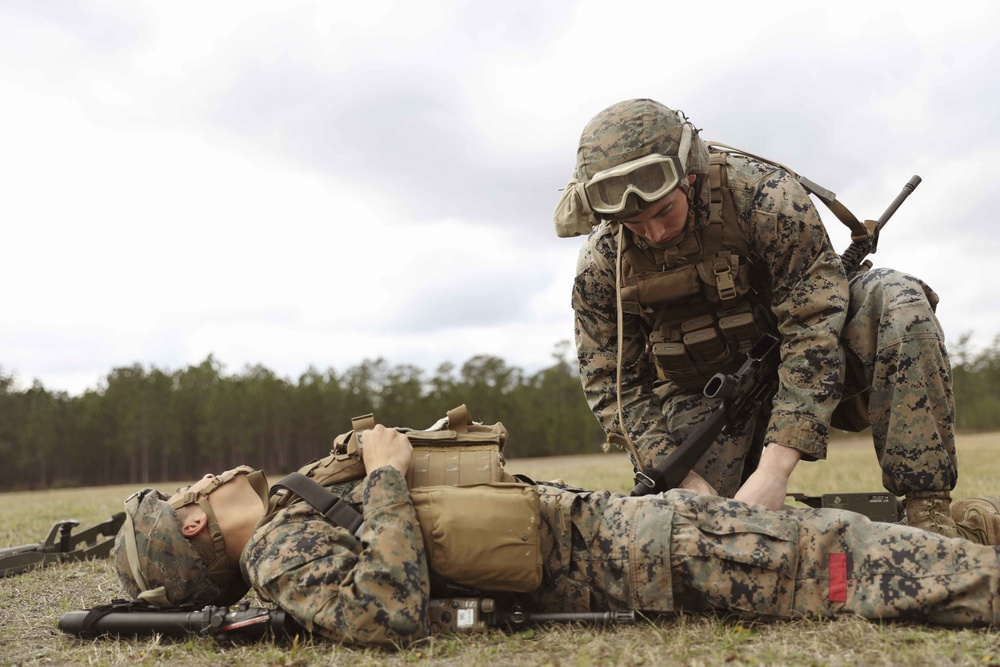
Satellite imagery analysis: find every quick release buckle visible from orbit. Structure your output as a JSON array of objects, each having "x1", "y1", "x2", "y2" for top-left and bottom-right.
[
  {"x1": 634, "y1": 470, "x2": 657, "y2": 490},
  {"x1": 713, "y1": 261, "x2": 736, "y2": 300}
]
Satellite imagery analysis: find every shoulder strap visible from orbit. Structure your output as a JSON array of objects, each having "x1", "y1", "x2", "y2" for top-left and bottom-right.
[
  {"x1": 707, "y1": 151, "x2": 739, "y2": 255},
  {"x1": 702, "y1": 152, "x2": 741, "y2": 301},
  {"x1": 706, "y1": 141, "x2": 873, "y2": 242},
  {"x1": 271, "y1": 473, "x2": 365, "y2": 536}
]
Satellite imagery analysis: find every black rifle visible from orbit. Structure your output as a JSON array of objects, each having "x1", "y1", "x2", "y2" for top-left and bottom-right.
[
  {"x1": 58, "y1": 599, "x2": 300, "y2": 640},
  {"x1": 60, "y1": 597, "x2": 636, "y2": 640},
  {"x1": 840, "y1": 175, "x2": 921, "y2": 276},
  {"x1": 626, "y1": 333, "x2": 904, "y2": 521},
  {"x1": 0, "y1": 513, "x2": 125, "y2": 578},
  {"x1": 631, "y1": 334, "x2": 780, "y2": 497}
]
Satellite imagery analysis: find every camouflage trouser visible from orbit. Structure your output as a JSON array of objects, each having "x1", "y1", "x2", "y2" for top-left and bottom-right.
[
  {"x1": 534, "y1": 488, "x2": 999, "y2": 625},
  {"x1": 651, "y1": 268, "x2": 956, "y2": 497}
]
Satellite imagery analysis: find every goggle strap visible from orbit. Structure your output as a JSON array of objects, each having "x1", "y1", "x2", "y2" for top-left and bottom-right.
[
  {"x1": 677, "y1": 123, "x2": 692, "y2": 176},
  {"x1": 122, "y1": 497, "x2": 150, "y2": 592},
  {"x1": 136, "y1": 586, "x2": 172, "y2": 607}
]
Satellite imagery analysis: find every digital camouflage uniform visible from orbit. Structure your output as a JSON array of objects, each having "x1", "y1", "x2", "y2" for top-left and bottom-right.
[
  {"x1": 572, "y1": 153, "x2": 956, "y2": 499},
  {"x1": 241, "y1": 468, "x2": 429, "y2": 645},
  {"x1": 242, "y1": 466, "x2": 1000, "y2": 646}
]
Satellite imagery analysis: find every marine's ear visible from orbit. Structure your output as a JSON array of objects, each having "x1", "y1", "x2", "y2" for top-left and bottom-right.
[{"x1": 179, "y1": 509, "x2": 208, "y2": 538}]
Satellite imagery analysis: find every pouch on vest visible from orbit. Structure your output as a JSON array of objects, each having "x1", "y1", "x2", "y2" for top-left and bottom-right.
[
  {"x1": 403, "y1": 405, "x2": 512, "y2": 487},
  {"x1": 294, "y1": 404, "x2": 514, "y2": 492},
  {"x1": 410, "y1": 483, "x2": 543, "y2": 593}
]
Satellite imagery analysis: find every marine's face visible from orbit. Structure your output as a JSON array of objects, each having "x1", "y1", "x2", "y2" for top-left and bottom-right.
[{"x1": 620, "y1": 185, "x2": 690, "y2": 245}]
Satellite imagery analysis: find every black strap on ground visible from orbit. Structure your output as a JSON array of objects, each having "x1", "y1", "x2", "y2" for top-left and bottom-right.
[
  {"x1": 78, "y1": 599, "x2": 161, "y2": 638},
  {"x1": 271, "y1": 473, "x2": 364, "y2": 535}
]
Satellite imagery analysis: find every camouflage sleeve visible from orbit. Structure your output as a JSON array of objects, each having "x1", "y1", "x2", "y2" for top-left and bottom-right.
[
  {"x1": 242, "y1": 466, "x2": 429, "y2": 645},
  {"x1": 572, "y1": 222, "x2": 675, "y2": 460},
  {"x1": 741, "y1": 170, "x2": 848, "y2": 459}
]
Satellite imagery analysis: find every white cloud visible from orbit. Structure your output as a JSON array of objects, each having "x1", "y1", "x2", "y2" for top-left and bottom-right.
[{"x1": 1, "y1": 0, "x2": 998, "y2": 395}]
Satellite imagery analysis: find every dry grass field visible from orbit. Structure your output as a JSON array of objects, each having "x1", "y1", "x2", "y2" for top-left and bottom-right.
[{"x1": 3, "y1": 433, "x2": 1000, "y2": 666}]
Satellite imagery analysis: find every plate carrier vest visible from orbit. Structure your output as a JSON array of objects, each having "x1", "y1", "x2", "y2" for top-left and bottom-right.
[
  {"x1": 618, "y1": 149, "x2": 760, "y2": 391},
  {"x1": 615, "y1": 144, "x2": 875, "y2": 393}
]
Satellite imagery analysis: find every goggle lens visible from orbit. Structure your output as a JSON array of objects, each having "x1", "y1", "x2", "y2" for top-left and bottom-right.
[{"x1": 584, "y1": 155, "x2": 682, "y2": 215}]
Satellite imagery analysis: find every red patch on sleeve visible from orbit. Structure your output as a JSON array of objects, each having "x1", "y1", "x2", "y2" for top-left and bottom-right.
[{"x1": 829, "y1": 553, "x2": 848, "y2": 602}]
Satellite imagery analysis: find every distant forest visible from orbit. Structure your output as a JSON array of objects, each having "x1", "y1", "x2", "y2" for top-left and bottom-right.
[
  {"x1": 0, "y1": 342, "x2": 604, "y2": 491},
  {"x1": 1, "y1": 335, "x2": 998, "y2": 492}
]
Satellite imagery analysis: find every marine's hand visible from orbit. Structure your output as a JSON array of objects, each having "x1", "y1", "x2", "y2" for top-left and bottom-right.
[
  {"x1": 733, "y1": 442, "x2": 801, "y2": 510},
  {"x1": 679, "y1": 470, "x2": 718, "y2": 496},
  {"x1": 361, "y1": 424, "x2": 413, "y2": 475}
]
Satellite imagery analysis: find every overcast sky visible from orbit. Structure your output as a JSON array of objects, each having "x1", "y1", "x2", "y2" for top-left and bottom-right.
[{"x1": 3, "y1": 0, "x2": 998, "y2": 395}]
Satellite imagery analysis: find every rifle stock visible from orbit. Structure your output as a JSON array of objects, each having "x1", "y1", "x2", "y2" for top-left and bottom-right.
[{"x1": 58, "y1": 601, "x2": 299, "y2": 640}]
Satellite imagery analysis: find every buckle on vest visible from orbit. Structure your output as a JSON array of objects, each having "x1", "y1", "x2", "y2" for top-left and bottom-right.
[{"x1": 713, "y1": 261, "x2": 736, "y2": 300}]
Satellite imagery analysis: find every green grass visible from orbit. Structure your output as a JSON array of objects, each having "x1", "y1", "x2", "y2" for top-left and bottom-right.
[{"x1": 3, "y1": 432, "x2": 1000, "y2": 666}]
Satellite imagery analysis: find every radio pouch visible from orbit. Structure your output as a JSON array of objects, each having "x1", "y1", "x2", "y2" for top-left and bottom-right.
[{"x1": 410, "y1": 483, "x2": 543, "y2": 593}]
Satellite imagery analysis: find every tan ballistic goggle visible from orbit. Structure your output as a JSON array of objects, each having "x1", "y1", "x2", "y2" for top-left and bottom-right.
[{"x1": 583, "y1": 153, "x2": 684, "y2": 215}]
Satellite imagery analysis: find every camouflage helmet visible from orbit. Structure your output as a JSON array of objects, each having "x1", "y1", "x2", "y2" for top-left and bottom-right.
[
  {"x1": 553, "y1": 99, "x2": 710, "y2": 237},
  {"x1": 112, "y1": 467, "x2": 266, "y2": 608},
  {"x1": 576, "y1": 98, "x2": 709, "y2": 183}
]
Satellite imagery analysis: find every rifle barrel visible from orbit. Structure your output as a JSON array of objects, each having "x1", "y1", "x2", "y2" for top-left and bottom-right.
[
  {"x1": 59, "y1": 609, "x2": 211, "y2": 637},
  {"x1": 874, "y1": 175, "x2": 921, "y2": 234},
  {"x1": 506, "y1": 610, "x2": 636, "y2": 624}
]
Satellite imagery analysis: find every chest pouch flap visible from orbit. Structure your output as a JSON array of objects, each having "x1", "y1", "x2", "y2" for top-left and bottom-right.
[
  {"x1": 411, "y1": 483, "x2": 543, "y2": 593},
  {"x1": 635, "y1": 264, "x2": 701, "y2": 306}
]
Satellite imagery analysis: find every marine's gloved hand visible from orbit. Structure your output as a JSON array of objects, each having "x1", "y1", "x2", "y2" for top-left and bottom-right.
[
  {"x1": 679, "y1": 470, "x2": 718, "y2": 496},
  {"x1": 733, "y1": 442, "x2": 802, "y2": 511},
  {"x1": 361, "y1": 424, "x2": 413, "y2": 476}
]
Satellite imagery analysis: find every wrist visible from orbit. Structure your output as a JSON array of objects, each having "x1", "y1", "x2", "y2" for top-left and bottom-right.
[{"x1": 759, "y1": 442, "x2": 801, "y2": 477}]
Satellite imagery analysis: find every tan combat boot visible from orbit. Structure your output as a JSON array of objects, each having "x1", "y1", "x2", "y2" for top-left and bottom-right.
[
  {"x1": 903, "y1": 491, "x2": 959, "y2": 538},
  {"x1": 950, "y1": 497, "x2": 1000, "y2": 545}
]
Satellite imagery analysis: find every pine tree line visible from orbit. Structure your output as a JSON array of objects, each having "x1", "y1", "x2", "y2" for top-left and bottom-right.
[
  {"x1": 2, "y1": 335, "x2": 998, "y2": 492},
  {"x1": 0, "y1": 343, "x2": 604, "y2": 491}
]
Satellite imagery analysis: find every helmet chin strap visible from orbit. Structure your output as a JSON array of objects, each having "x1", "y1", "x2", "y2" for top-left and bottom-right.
[{"x1": 169, "y1": 466, "x2": 266, "y2": 579}]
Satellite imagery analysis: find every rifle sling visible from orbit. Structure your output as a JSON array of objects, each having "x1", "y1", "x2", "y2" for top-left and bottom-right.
[
  {"x1": 79, "y1": 603, "x2": 119, "y2": 637},
  {"x1": 271, "y1": 473, "x2": 365, "y2": 536},
  {"x1": 75, "y1": 599, "x2": 156, "y2": 637}
]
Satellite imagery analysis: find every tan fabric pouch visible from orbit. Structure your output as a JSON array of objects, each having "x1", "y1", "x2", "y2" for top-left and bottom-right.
[
  {"x1": 411, "y1": 483, "x2": 543, "y2": 593},
  {"x1": 301, "y1": 404, "x2": 513, "y2": 490},
  {"x1": 403, "y1": 404, "x2": 512, "y2": 487}
]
